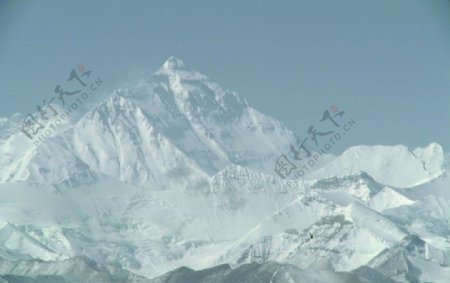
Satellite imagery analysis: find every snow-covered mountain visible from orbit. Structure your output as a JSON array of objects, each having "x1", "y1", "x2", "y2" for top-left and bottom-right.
[
  {"x1": 307, "y1": 143, "x2": 446, "y2": 188},
  {"x1": 0, "y1": 57, "x2": 449, "y2": 283},
  {"x1": 0, "y1": 57, "x2": 295, "y2": 188}
]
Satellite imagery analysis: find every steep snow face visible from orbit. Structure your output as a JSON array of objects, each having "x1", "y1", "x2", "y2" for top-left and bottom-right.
[
  {"x1": 369, "y1": 187, "x2": 416, "y2": 212},
  {"x1": 127, "y1": 57, "x2": 294, "y2": 172},
  {"x1": 412, "y1": 142, "x2": 446, "y2": 177},
  {"x1": 308, "y1": 143, "x2": 446, "y2": 188},
  {"x1": 0, "y1": 113, "x2": 24, "y2": 141},
  {"x1": 0, "y1": 57, "x2": 295, "y2": 187}
]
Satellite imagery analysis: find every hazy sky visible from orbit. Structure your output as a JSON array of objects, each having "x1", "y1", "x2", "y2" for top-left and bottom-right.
[{"x1": 0, "y1": 0, "x2": 449, "y2": 152}]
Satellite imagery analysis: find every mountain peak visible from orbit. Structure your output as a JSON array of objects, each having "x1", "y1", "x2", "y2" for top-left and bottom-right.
[
  {"x1": 155, "y1": 56, "x2": 204, "y2": 80},
  {"x1": 161, "y1": 56, "x2": 186, "y2": 71},
  {"x1": 154, "y1": 56, "x2": 208, "y2": 81}
]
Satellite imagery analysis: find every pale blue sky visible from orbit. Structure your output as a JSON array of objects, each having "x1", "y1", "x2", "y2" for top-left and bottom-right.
[{"x1": 0, "y1": 0, "x2": 449, "y2": 152}]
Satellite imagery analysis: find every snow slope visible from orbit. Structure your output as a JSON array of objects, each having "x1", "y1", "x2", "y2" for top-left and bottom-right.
[{"x1": 307, "y1": 143, "x2": 446, "y2": 188}]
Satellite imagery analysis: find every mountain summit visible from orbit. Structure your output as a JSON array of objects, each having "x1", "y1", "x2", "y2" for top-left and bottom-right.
[
  {"x1": 0, "y1": 57, "x2": 295, "y2": 187},
  {"x1": 160, "y1": 56, "x2": 187, "y2": 71}
]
